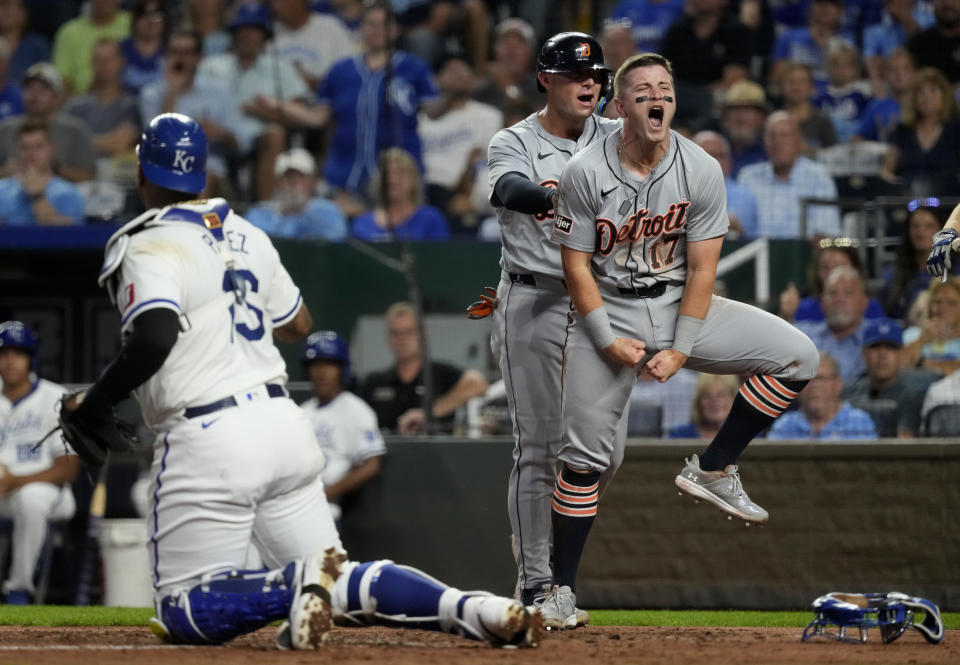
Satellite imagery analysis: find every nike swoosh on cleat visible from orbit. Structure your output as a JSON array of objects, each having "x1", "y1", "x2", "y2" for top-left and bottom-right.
[
  {"x1": 601, "y1": 187, "x2": 617, "y2": 198},
  {"x1": 201, "y1": 418, "x2": 221, "y2": 429},
  {"x1": 537, "y1": 152, "x2": 554, "y2": 159}
]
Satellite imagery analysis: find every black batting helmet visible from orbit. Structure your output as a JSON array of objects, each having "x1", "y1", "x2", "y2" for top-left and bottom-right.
[{"x1": 536, "y1": 32, "x2": 607, "y2": 92}]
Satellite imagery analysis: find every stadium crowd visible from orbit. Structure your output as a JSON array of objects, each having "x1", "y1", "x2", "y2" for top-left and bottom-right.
[{"x1": 2, "y1": 0, "x2": 960, "y2": 437}]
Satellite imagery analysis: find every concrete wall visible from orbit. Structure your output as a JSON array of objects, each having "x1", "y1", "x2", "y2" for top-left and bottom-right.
[{"x1": 338, "y1": 438, "x2": 960, "y2": 610}]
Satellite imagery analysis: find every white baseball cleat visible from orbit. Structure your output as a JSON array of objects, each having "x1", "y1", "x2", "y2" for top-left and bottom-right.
[
  {"x1": 534, "y1": 585, "x2": 579, "y2": 630},
  {"x1": 674, "y1": 454, "x2": 768, "y2": 524},
  {"x1": 455, "y1": 593, "x2": 544, "y2": 647},
  {"x1": 288, "y1": 547, "x2": 347, "y2": 649}
]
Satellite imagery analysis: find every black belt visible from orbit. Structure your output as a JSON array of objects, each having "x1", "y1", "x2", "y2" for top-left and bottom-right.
[
  {"x1": 509, "y1": 273, "x2": 537, "y2": 286},
  {"x1": 618, "y1": 282, "x2": 670, "y2": 298},
  {"x1": 184, "y1": 384, "x2": 286, "y2": 419}
]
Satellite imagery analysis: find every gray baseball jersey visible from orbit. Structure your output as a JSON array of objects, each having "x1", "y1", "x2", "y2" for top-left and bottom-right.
[
  {"x1": 549, "y1": 130, "x2": 819, "y2": 473},
  {"x1": 553, "y1": 129, "x2": 728, "y2": 288},
  {"x1": 488, "y1": 111, "x2": 623, "y2": 594},
  {"x1": 489, "y1": 112, "x2": 620, "y2": 279}
]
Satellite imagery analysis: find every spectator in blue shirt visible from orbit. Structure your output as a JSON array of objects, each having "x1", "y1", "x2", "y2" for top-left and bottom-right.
[
  {"x1": 0, "y1": 36, "x2": 22, "y2": 121},
  {"x1": 610, "y1": 0, "x2": 686, "y2": 53},
  {"x1": 768, "y1": 352, "x2": 878, "y2": 440},
  {"x1": 245, "y1": 147, "x2": 348, "y2": 241},
  {"x1": 0, "y1": 0, "x2": 50, "y2": 84},
  {"x1": 352, "y1": 147, "x2": 449, "y2": 241},
  {"x1": 693, "y1": 130, "x2": 757, "y2": 239},
  {"x1": 862, "y1": 0, "x2": 933, "y2": 89},
  {"x1": 855, "y1": 47, "x2": 916, "y2": 142},
  {"x1": 794, "y1": 265, "x2": 872, "y2": 384},
  {"x1": 0, "y1": 118, "x2": 84, "y2": 225},
  {"x1": 120, "y1": 0, "x2": 167, "y2": 95},
  {"x1": 813, "y1": 42, "x2": 873, "y2": 143},
  {"x1": 769, "y1": 0, "x2": 855, "y2": 92}
]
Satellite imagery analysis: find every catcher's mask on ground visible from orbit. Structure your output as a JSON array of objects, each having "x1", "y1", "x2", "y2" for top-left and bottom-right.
[{"x1": 801, "y1": 592, "x2": 944, "y2": 645}]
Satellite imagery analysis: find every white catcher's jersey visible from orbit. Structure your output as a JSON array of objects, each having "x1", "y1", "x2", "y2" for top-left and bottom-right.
[
  {"x1": 105, "y1": 198, "x2": 302, "y2": 429},
  {"x1": 300, "y1": 391, "x2": 386, "y2": 489},
  {"x1": 0, "y1": 379, "x2": 73, "y2": 474},
  {"x1": 489, "y1": 112, "x2": 621, "y2": 279},
  {"x1": 553, "y1": 129, "x2": 728, "y2": 290}
]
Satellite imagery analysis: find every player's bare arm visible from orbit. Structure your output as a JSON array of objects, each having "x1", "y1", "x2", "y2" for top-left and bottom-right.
[
  {"x1": 561, "y1": 245, "x2": 645, "y2": 367},
  {"x1": 647, "y1": 236, "x2": 723, "y2": 382},
  {"x1": 399, "y1": 369, "x2": 490, "y2": 432},
  {"x1": 274, "y1": 303, "x2": 313, "y2": 343},
  {"x1": 324, "y1": 455, "x2": 384, "y2": 501}
]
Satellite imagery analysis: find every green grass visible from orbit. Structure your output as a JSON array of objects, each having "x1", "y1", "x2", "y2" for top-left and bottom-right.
[{"x1": 0, "y1": 607, "x2": 957, "y2": 630}]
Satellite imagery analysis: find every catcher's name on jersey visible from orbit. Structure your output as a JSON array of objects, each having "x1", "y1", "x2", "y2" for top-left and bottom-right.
[{"x1": 552, "y1": 129, "x2": 728, "y2": 289}]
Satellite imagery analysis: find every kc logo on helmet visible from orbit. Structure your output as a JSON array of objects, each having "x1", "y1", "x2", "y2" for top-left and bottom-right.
[
  {"x1": 173, "y1": 149, "x2": 195, "y2": 173},
  {"x1": 575, "y1": 43, "x2": 591, "y2": 59}
]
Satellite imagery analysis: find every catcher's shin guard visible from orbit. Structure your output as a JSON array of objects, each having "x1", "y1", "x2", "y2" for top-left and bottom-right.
[{"x1": 152, "y1": 564, "x2": 297, "y2": 644}]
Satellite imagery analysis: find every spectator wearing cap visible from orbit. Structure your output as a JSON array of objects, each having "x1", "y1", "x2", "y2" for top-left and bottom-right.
[
  {"x1": 64, "y1": 39, "x2": 140, "y2": 160},
  {"x1": 767, "y1": 352, "x2": 878, "y2": 440},
  {"x1": 779, "y1": 61, "x2": 837, "y2": 153},
  {"x1": 0, "y1": 63, "x2": 96, "y2": 182},
  {"x1": 52, "y1": 0, "x2": 131, "y2": 95},
  {"x1": 907, "y1": 0, "x2": 960, "y2": 84},
  {"x1": 199, "y1": 2, "x2": 310, "y2": 201},
  {"x1": 659, "y1": 0, "x2": 755, "y2": 128},
  {"x1": 0, "y1": 36, "x2": 22, "y2": 121},
  {"x1": 473, "y1": 18, "x2": 539, "y2": 112},
  {"x1": 244, "y1": 147, "x2": 347, "y2": 240},
  {"x1": 120, "y1": 0, "x2": 168, "y2": 95},
  {"x1": 272, "y1": 0, "x2": 358, "y2": 90},
  {"x1": 418, "y1": 49, "x2": 502, "y2": 234},
  {"x1": 737, "y1": 111, "x2": 840, "y2": 239},
  {"x1": 717, "y1": 80, "x2": 769, "y2": 176},
  {"x1": 251, "y1": 2, "x2": 437, "y2": 217},
  {"x1": 843, "y1": 318, "x2": 939, "y2": 437},
  {"x1": 610, "y1": 0, "x2": 686, "y2": 53},
  {"x1": 139, "y1": 30, "x2": 249, "y2": 197},
  {"x1": 0, "y1": 118, "x2": 84, "y2": 225},
  {"x1": 769, "y1": 0, "x2": 856, "y2": 92},
  {"x1": 0, "y1": 0, "x2": 50, "y2": 84}
]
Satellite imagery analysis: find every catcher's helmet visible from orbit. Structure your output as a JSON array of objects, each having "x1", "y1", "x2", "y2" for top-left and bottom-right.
[
  {"x1": 536, "y1": 32, "x2": 607, "y2": 92},
  {"x1": 0, "y1": 320, "x2": 37, "y2": 356},
  {"x1": 303, "y1": 331, "x2": 351, "y2": 381},
  {"x1": 137, "y1": 113, "x2": 207, "y2": 194}
]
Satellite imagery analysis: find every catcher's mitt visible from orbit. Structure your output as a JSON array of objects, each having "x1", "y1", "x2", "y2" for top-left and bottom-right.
[
  {"x1": 59, "y1": 392, "x2": 136, "y2": 466},
  {"x1": 466, "y1": 286, "x2": 499, "y2": 319}
]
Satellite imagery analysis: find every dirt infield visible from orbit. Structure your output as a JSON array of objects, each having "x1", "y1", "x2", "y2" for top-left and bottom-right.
[{"x1": 0, "y1": 625, "x2": 955, "y2": 665}]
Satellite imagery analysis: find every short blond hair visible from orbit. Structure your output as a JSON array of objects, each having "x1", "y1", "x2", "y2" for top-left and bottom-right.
[
  {"x1": 691, "y1": 374, "x2": 739, "y2": 427},
  {"x1": 385, "y1": 301, "x2": 417, "y2": 322},
  {"x1": 614, "y1": 52, "x2": 673, "y2": 99}
]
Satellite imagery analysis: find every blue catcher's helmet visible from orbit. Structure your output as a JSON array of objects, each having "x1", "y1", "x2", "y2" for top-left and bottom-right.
[
  {"x1": 801, "y1": 592, "x2": 945, "y2": 645},
  {"x1": 137, "y1": 113, "x2": 207, "y2": 194},
  {"x1": 303, "y1": 331, "x2": 350, "y2": 381},
  {"x1": 0, "y1": 320, "x2": 38, "y2": 356}
]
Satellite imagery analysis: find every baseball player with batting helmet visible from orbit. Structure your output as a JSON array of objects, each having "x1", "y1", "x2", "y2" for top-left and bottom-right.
[
  {"x1": 300, "y1": 331, "x2": 385, "y2": 524},
  {"x1": 545, "y1": 53, "x2": 820, "y2": 626},
  {"x1": 483, "y1": 31, "x2": 621, "y2": 628},
  {"x1": 71, "y1": 113, "x2": 542, "y2": 649},
  {"x1": 0, "y1": 321, "x2": 80, "y2": 604}
]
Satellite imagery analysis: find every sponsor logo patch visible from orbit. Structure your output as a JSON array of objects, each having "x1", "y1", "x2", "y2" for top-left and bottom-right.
[{"x1": 554, "y1": 215, "x2": 573, "y2": 234}]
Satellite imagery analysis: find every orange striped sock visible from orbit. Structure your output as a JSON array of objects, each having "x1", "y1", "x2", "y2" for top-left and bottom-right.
[{"x1": 551, "y1": 466, "x2": 601, "y2": 590}]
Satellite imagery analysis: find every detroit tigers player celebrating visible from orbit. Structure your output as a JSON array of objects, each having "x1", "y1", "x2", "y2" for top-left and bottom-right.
[
  {"x1": 73, "y1": 113, "x2": 541, "y2": 649},
  {"x1": 546, "y1": 53, "x2": 819, "y2": 625},
  {"x1": 0, "y1": 322, "x2": 79, "y2": 605},
  {"x1": 487, "y1": 32, "x2": 620, "y2": 627}
]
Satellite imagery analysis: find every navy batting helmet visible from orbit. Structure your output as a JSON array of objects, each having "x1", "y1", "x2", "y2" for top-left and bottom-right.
[
  {"x1": 0, "y1": 320, "x2": 38, "y2": 356},
  {"x1": 536, "y1": 32, "x2": 607, "y2": 92},
  {"x1": 303, "y1": 331, "x2": 350, "y2": 380},
  {"x1": 137, "y1": 113, "x2": 207, "y2": 194}
]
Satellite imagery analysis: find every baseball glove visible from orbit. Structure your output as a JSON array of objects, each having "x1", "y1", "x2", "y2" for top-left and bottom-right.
[
  {"x1": 466, "y1": 286, "x2": 499, "y2": 319},
  {"x1": 59, "y1": 392, "x2": 136, "y2": 466}
]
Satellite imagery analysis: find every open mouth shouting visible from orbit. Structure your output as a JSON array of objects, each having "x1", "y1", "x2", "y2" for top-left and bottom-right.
[
  {"x1": 648, "y1": 105, "x2": 664, "y2": 131},
  {"x1": 577, "y1": 91, "x2": 596, "y2": 107}
]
